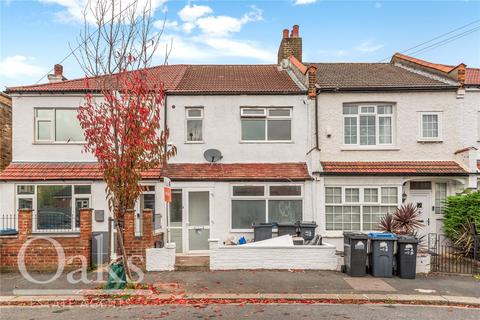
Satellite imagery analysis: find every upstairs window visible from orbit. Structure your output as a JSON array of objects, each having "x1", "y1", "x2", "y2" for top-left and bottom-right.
[
  {"x1": 35, "y1": 108, "x2": 84, "y2": 143},
  {"x1": 185, "y1": 107, "x2": 203, "y2": 142},
  {"x1": 343, "y1": 104, "x2": 394, "y2": 146},
  {"x1": 418, "y1": 112, "x2": 443, "y2": 141},
  {"x1": 240, "y1": 107, "x2": 292, "y2": 141}
]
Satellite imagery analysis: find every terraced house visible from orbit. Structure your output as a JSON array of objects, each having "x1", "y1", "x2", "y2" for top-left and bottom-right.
[{"x1": 0, "y1": 25, "x2": 478, "y2": 262}]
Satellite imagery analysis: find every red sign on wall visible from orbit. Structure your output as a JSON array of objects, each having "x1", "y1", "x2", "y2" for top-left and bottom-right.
[{"x1": 164, "y1": 186, "x2": 172, "y2": 203}]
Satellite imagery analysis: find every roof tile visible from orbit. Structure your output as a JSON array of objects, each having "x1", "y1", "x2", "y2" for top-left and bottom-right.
[
  {"x1": 320, "y1": 161, "x2": 468, "y2": 175},
  {"x1": 308, "y1": 63, "x2": 453, "y2": 90},
  {"x1": 6, "y1": 65, "x2": 303, "y2": 94},
  {"x1": 0, "y1": 162, "x2": 311, "y2": 181}
]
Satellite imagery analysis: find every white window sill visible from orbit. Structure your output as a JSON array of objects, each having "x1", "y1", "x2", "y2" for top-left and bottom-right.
[
  {"x1": 33, "y1": 142, "x2": 86, "y2": 145},
  {"x1": 239, "y1": 140, "x2": 294, "y2": 144},
  {"x1": 417, "y1": 139, "x2": 443, "y2": 143},
  {"x1": 185, "y1": 141, "x2": 205, "y2": 144},
  {"x1": 341, "y1": 146, "x2": 400, "y2": 151},
  {"x1": 230, "y1": 229, "x2": 254, "y2": 233}
]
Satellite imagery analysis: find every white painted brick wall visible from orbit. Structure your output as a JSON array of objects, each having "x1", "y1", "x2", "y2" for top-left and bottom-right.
[
  {"x1": 146, "y1": 243, "x2": 176, "y2": 271},
  {"x1": 209, "y1": 239, "x2": 338, "y2": 270}
]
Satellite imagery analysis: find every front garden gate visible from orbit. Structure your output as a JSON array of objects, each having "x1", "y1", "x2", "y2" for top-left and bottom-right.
[{"x1": 428, "y1": 233, "x2": 480, "y2": 275}]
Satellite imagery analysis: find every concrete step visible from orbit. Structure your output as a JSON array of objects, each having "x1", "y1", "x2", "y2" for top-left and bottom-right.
[{"x1": 175, "y1": 256, "x2": 209, "y2": 271}]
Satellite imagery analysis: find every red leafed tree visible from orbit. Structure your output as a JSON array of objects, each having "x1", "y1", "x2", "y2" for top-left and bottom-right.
[{"x1": 73, "y1": 0, "x2": 175, "y2": 278}]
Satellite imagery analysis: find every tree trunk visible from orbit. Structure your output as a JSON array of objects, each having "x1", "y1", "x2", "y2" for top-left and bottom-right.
[{"x1": 115, "y1": 217, "x2": 132, "y2": 281}]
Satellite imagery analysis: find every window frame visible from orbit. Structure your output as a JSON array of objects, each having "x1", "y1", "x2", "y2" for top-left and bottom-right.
[
  {"x1": 342, "y1": 103, "x2": 395, "y2": 147},
  {"x1": 34, "y1": 107, "x2": 85, "y2": 144},
  {"x1": 15, "y1": 183, "x2": 92, "y2": 233},
  {"x1": 418, "y1": 111, "x2": 443, "y2": 142},
  {"x1": 230, "y1": 183, "x2": 303, "y2": 232},
  {"x1": 325, "y1": 185, "x2": 401, "y2": 234},
  {"x1": 240, "y1": 107, "x2": 293, "y2": 143},
  {"x1": 185, "y1": 106, "x2": 204, "y2": 144}
]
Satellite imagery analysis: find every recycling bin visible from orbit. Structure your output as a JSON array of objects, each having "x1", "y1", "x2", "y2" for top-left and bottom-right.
[
  {"x1": 368, "y1": 232, "x2": 397, "y2": 278},
  {"x1": 343, "y1": 232, "x2": 368, "y2": 277},
  {"x1": 396, "y1": 236, "x2": 419, "y2": 279},
  {"x1": 298, "y1": 221, "x2": 317, "y2": 241},
  {"x1": 252, "y1": 223, "x2": 273, "y2": 242},
  {"x1": 277, "y1": 222, "x2": 298, "y2": 237}
]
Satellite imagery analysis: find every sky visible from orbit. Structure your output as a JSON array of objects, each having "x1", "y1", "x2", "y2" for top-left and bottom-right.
[{"x1": 1, "y1": 0, "x2": 480, "y2": 89}]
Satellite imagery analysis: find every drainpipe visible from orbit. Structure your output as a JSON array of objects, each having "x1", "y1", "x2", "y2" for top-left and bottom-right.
[{"x1": 314, "y1": 89, "x2": 320, "y2": 151}]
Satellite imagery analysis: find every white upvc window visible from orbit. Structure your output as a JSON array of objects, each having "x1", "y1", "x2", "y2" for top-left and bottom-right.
[
  {"x1": 185, "y1": 107, "x2": 204, "y2": 143},
  {"x1": 325, "y1": 186, "x2": 400, "y2": 232},
  {"x1": 34, "y1": 108, "x2": 85, "y2": 143},
  {"x1": 15, "y1": 184, "x2": 91, "y2": 233},
  {"x1": 240, "y1": 107, "x2": 292, "y2": 142},
  {"x1": 230, "y1": 184, "x2": 303, "y2": 231},
  {"x1": 343, "y1": 104, "x2": 394, "y2": 146},
  {"x1": 418, "y1": 111, "x2": 443, "y2": 141}
]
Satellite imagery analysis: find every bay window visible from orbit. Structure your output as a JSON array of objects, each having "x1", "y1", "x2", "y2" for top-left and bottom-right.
[
  {"x1": 35, "y1": 108, "x2": 84, "y2": 143},
  {"x1": 241, "y1": 107, "x2": 292, "y2": 141},
  {"x1": 343, "y1": 104, "x2": 394, "y2": 146},
  {"x1": 231, "y1": 184, "x2": 302, "y2": 230},
  {"x1": 325, "y1": 186, "x2": 399, "y2": 232}
]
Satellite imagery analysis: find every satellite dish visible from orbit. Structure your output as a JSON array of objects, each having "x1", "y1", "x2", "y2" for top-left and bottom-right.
[{"x1": 204, "y1": 149, "x2": 223, "y2": 163}]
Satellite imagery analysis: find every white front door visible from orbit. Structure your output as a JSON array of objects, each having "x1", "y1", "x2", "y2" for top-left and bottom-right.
[
  {"x1": 409, "y1": 192, "x2": 432, "y2": 239},
  {"x1": 186, "y1": 190, "x2": 211, "y2": 253},
  {"x1": 167, "y1": 189, "x2": 211, "y2": 254}
]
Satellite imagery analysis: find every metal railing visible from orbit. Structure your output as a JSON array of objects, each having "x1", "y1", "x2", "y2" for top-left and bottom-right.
[
  {"x1": 0, "y1": 214, "x2": 18, "y2": 234},
  {"x1": 33, "y1": 213, "x2": 79, "y2": 233},
  {"x1": 429, "y1": 233, "x2": 480, "y2": 275}
]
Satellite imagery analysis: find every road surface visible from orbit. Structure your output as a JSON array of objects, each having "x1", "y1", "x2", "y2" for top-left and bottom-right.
[{"x1": 1, "y1": 303, "x2": 479, "y2": 320}]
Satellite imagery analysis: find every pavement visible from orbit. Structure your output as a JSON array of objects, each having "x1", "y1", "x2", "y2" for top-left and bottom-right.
[
  {"x1": 0, "y1": 270, "x2": 479, "y2": 307},
  {"x1": 2, "y1": 304, "x2": 480, "y2": 320}
]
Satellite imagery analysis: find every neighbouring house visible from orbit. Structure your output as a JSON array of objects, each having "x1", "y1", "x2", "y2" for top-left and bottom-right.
[
  {"x1": 278, "y1": 27, "x2": 480, "y2": 248},
  {"x1": 0, "y1": 25, "x2": 478, "y2": 269},
  {"x1": 0, "y1": 92, "x2": 12, "y2": 171}
]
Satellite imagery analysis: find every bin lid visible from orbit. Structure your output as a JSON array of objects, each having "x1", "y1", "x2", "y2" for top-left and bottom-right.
[
  {"x1": 298, "y1": 221, "x2": 318, "y2": 227},
  {"x1": 277, "y1": 222, "x2": 297, "y2": 227},
  {"x1": 397, "y1": 235, "x2": 419, "y2": 243},
  {"x1": 368, "y1": 232, "x2": 397, "y2": 240},
  {"x1": 343, "y1": 232, "x2": 368, "y2": 239},
  {"x1": 252, "y1": 223, "x2": 273, "y2": 228}
]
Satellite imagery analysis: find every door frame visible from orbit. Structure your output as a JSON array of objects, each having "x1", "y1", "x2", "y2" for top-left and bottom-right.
[
  {"x1": 408, "y1": 190, "x2": 432, "y2": 237},
  {"x1": 184, "y1": 188, "x2": 212, "y2": 254},
  {"x1": 167, "y1": 188, "x2": 213, "y2": 255}
]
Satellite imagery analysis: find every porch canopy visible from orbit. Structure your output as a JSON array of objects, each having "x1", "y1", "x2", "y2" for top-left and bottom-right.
[
  {"x1": 318, "y1": 161, "x2": 468, "y2": 176},
  {"x1": 0, "y1": 162, "x2": 312, "y2": 181}
]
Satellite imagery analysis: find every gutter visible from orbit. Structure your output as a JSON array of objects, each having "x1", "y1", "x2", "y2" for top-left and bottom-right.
[{"x1": 318, "y1": 86, "x2": 458, "y2": 93}]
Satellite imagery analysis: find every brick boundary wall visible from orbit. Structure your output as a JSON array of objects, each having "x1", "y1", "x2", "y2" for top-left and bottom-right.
[
  {"x1": 0, "y1": 209, "x2": 92, "y2": 272},
  {"x1": 123, "y1": 209, "x2": 163, "y2": 269}
]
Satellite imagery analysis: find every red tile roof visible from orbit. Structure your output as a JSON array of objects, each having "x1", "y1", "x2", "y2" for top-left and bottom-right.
[
  {"x1": 6, "y1": 65, "x2": 188, "y2": 93},
  {"x1": 6, "y1": 65, "x2": 303, "y2": 95},
  {"x1": 0, "y1": 162, "x2": 311, "y2": 181},
  {"x1": 320, "y1": 161, "x2": 468, "y2": 176},
  {"x1": 173, "y1": 65, "x2": 302, "y2": 94},
  {"x1": 392, "y1": 53, "x2": 480, "y2": 86}
]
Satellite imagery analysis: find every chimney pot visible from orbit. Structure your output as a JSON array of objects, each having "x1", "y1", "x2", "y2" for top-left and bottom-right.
[
  {"x1": 283, "y1": 29, "x2": 289, "y2": 39},
  {"x1": 292, "y1": 25, "x2": 299, "y2": 38},
  {"x1": 54, "y1": 64, "x2": 63, "y2": 77}
]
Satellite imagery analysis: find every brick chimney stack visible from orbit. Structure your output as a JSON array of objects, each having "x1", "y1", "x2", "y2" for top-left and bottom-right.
[
  {"x1": 48, "y1": 64, "x2": 66, "y2": 83},
  {"x1": 278, "y1": 25, "x2": 302, "y2": 64}
]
